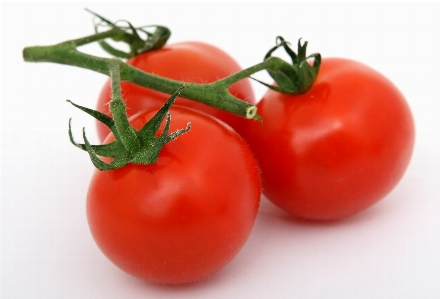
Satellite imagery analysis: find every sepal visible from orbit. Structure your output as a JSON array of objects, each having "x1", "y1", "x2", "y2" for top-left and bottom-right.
[
  {"x1": 261, "y1": 36, "x2": 321, "y2": 94},
  {"x1": 68, "y1": 85, "x2": 190, "y2": 171},
  {"x1": 85, "y1": 9, "x2": 170, "y2": 59}
]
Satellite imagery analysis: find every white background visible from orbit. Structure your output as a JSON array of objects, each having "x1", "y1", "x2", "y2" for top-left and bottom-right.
[{"x1": 2, "y1": 1, "x2": 440, "y2": 298}]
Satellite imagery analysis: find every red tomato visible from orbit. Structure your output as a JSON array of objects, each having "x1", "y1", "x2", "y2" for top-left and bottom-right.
[
  {"x1": 96, "y1": 41, "x2": 255, "y2": 141},
  {"x1": 87, "y1": 106, "x2": 261, "y2": 284},
  {"x1": 244, "y1": 58, "x2": 415, "y2": 221}
]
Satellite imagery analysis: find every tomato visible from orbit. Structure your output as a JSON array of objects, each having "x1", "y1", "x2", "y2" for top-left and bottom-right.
[
  {"x1": 96, "y1": 41, "x2": 255, "y2": 141},
  {"x1": 244, "y1": 58, "x2": 415, "y2": 221},
  {"x1": 87, "y1": 105, "x2": 261, "y2": 284}
]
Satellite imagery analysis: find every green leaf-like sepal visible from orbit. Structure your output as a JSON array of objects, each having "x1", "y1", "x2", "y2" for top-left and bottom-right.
[
  {"x1": 85, "y1": 9, "x2": 170, "y2": 58},
  {"x1": 260, "y1": 36, "x2": 321, "y2": 94},
  {"x1": 68, "y1": 85, "x2": 190, "y2": 171}
]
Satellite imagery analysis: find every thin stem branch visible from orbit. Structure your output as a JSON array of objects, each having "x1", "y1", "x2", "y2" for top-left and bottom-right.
[
  {"x1": 218, "y1": 58, "x2": 280, "y2": 86},
  {"x1": 71, "y1": 28, "x2": 121, "y2": 47},
  {"x1": 108, "y1": 61, "x2": 140, "y2": 152}
]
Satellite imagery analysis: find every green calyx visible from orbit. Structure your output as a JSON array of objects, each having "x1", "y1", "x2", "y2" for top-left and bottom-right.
[
  {"x1": 86, "y1": 9, "x2": 170, "y2": 59},
  {"x1": 257, "y1": 36, "x2": 321, "y2": 94},
  {"x1": 68, "y1": 85, "x2": 190, "y2": 171}
]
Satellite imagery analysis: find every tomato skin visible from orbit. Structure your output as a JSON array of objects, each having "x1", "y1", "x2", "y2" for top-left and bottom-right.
[
  {"x1": 244, "y1": 58, "x2": 415, "y2": 221},
  {"x1": 96, "y1": 41, "x2": 255, "y2": 141},
  {"x1": 87, "y1": 106, "x2": 260, "y2": 284}
]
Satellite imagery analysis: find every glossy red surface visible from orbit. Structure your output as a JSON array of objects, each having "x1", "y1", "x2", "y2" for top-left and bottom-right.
[
  {"x1": 245, "y1": 58, "x2": 415, "y2": 220},
  {"x1": 88, "y1": 106, "x2": 261, "y2": 283}
]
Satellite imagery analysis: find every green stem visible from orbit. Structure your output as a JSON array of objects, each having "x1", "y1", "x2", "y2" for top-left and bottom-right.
[
  {"x1": 108, "y1": 61, "x2": 141, "y2": 152},
  {"x1": 219, "y1": 58, "x2": 284, "y2": 85},
  {"x1": 22, "y1": 28, "x2": 293, "y2": 120},
  {"x1": 72, "y1": 28, "x2": 122, "y2": 47}
]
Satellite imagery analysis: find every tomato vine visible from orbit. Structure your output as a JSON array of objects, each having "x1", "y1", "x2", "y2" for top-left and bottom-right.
[{"x1": 22, "y1": 10, "x2": 321, "y2": 170}]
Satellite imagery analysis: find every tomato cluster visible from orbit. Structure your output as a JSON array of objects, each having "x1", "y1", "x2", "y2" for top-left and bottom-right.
[{"x1": 89, "y1": 42, "x2": 414, "y2": 284}]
